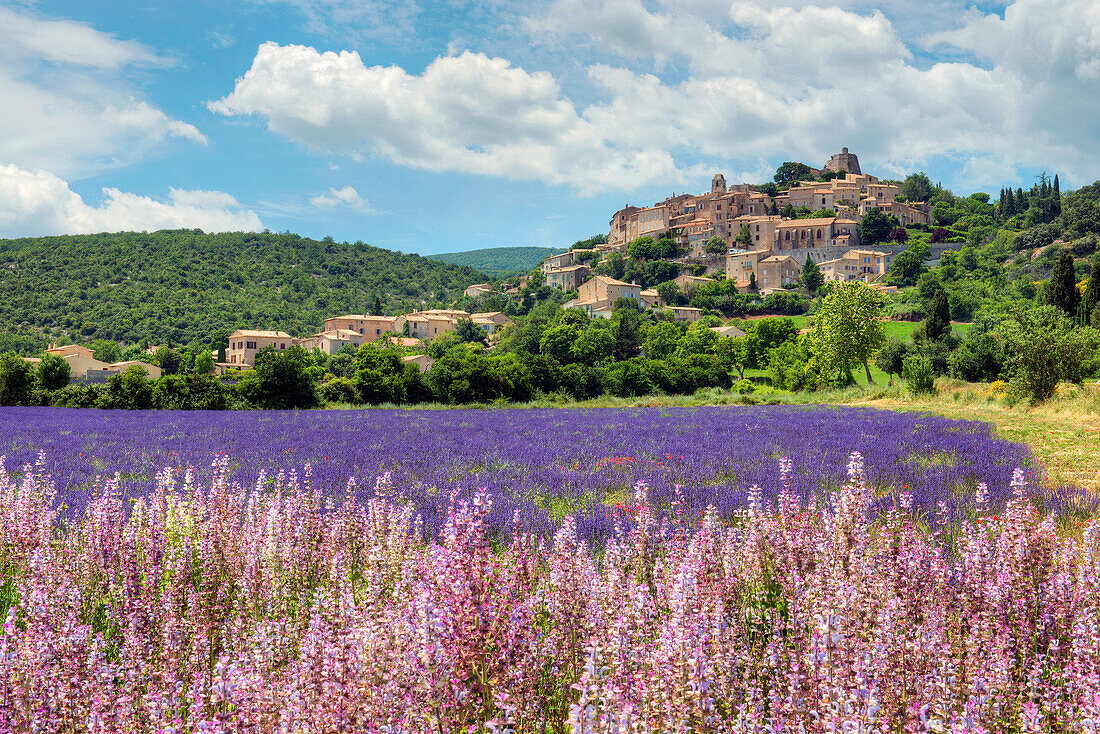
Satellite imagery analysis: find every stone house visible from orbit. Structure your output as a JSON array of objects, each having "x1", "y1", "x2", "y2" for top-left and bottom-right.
[
  {"x1": 323, "y1": 315, "x2": 398, "y2": 340},
  {"x1": 298, "y1": 329, "x2": 366, "y2": 354},
  {"x1": 545, "y1": 264, "x2": 589, "y2": 291},
  {"x1": 756, "y1": 255, "x2": 800, "y2": 292},
  {"x1": 227, "y1": 330, "x2": 294, "y2": 367}
]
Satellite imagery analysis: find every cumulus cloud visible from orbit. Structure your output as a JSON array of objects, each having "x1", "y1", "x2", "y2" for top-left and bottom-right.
[
  {"x1": 210, "y1": 43, "x2": 685, "y2": 194},
  {"x1": 211, "y1": 0, "x2": 1100, "y2": 193},
  {"x1": 526, "y1": 0, "x2": 1100, "y2": 188},
  {"x1": 0, "y1": 164, "x2": 263, "y2": 237},
  {"x1": 0, "y1": 7, "x2": 205, "y2": 179},
  {"x1": 309, "y1": 185, "x2": 373, "y2": 212}
]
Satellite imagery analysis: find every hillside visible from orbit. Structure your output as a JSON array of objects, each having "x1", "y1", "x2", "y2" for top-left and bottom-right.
[
  {"x1": 0, "y1": 230, "x2": 487, "y2": 350},
  {"x1": 430, "y1": 246, "x2": 564, "y2": 276}
]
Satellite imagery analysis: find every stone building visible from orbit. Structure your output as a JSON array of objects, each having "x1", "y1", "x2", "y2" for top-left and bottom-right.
[{"x1": 824, "y1": 147, "x2": 861, "y2": 174}]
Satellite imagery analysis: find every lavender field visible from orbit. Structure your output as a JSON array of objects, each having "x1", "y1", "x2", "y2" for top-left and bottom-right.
[
  {"x1": 0, "y1": 405, "x2": 1080, "y2": 540},
  {"x1": 3, "y1": 439, "x2": 1100, "y2": 731},
  {"x1": 0, "y1": 406, "x2": 1097, "y2": 731}
]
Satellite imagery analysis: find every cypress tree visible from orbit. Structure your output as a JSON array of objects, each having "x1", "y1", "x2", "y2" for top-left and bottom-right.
[
  {"x1": 1047, "y1": 250, "x2": 1078, "y2": 319},
  {"x1": 1084, "y1": 254, "x2": 1100, "y2": 326},
  {"x1": 925, "y1": 288, "x2": 951, "y2": 342},
  {"x1": 1017, "y1": 187, "x2": 1026, "y2": 212},
  {"x1": 1053, "y1": 174, "x2": 1062, "y2": 217},
  {"x1": 801, "y1": 257, "x2": 824, "y2": 296}
]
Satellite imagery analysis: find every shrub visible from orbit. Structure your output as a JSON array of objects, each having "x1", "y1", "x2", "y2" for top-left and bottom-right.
[
  {"x1": 902, "y1": 355, "x2": 936, "y2": 395},
  {"x1": 318, "y1": 377, "x2": 360, "y2": 404},
  {"x1": 733, "y1": 378, "x2": 756, "y2": 394}
]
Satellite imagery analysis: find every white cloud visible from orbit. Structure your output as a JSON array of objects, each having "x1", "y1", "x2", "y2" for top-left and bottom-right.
[
  {"x1": 0, "y1": 7, "x2": 167, "y2": 68},
  {"x1": 310, "y1": 185, "x2": 373, "y2": 211},
  {"x1": 210, "y1": 43, "x2": 685, "y2": 194},
  {"x1": 528, "y1": 0, "x2": 1100, "y2": 189},
  {"x1": 0, "y1": 163, "x2": 263, "y2": 237},
  {"x1": 212, "y1": 0, "x2": 1100, "y2": 194},
  {"x1": 0, "y1": 7, "x2": 205, "y2": 179}
]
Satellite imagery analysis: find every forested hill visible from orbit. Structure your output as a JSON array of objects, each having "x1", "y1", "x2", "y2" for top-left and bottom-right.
[
  {"x1": 0, "y1": 230, "x2": 488, "y2": 350},
  {"x1": 429, "y1": 246, "x2": 564, "y2": 276}
]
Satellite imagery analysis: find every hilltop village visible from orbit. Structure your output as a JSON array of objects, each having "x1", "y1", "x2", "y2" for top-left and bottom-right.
[
  {"x1": 539, "y1": 148, "x2": 925, "y2": 317},
  {"x1": 21, "y1": 148, "x2": 934, "y2": 383}
]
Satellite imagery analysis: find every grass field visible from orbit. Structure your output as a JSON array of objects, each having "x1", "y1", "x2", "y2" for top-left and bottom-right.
[{"x1": 780, "y1": 315, "x2": 972, "y2": 342}]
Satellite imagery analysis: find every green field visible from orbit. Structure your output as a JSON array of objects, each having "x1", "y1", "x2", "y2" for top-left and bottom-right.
[{"x1": 782, "y1": 316, "x2": 971, "y2": 341}]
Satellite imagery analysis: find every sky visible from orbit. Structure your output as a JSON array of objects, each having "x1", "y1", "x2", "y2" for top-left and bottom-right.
[{"x1": 0, "y1": 0, "x2": 1098, "y2": 254}]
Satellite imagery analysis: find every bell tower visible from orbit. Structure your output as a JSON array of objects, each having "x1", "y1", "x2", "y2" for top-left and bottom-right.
[{"x1": 711, "y1": 173, "x2": 727, "y2": 193}]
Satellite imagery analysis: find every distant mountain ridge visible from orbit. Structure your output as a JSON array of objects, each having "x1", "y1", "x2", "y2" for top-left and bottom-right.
[
  {"x1": 0, "y1": 230, "x2": 488, "y2": 351},
  {"x1": 430, "y1": 246, "x2": 565, "y2": 277}
]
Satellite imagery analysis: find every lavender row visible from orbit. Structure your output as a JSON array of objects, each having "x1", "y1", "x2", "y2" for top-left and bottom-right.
[{"x1": 0, "y1": 405, "x2": 1081, "y2": 541}]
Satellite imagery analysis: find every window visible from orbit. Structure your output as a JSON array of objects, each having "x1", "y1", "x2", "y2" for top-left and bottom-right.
[
  {"x1": 280, "y1": 343, "x2": 286, "y2": 349},
  {"x1": 246, "y1": 341, "x2": 257, "y2": 350},
  {"x1": 376, "y1": 328, "x2": 381, "y2": 335},
  {"x1": 817, "y1": 229, "x2": 823, "y2": 239}
]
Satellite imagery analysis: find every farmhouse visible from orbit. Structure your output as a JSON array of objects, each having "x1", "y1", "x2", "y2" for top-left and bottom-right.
[
  {"x1": 227, "y1": 330, "x2": 294, "y2": 367},
  {"x1": 323, "y1": 315, "x2": 398, "y2": 339}
]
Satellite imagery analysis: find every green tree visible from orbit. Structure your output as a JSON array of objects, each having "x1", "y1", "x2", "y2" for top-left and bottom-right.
[
  {"x1": 36, "y1": 353, "x2": 70, "y2": 390},
  {"x1": 768, "y1": 339, "x2": 811, "y2": 391},
  {"x1": 571, "y1": 324, "x2": 615, "y2": 365},
  {"x1": 748, "y1": 272, "x2": 759, "y2": 293},
  {"x1": 950, "y1": 331, "x2": 1007, "y2": 382},
  {"x1": 194, "y1": 351, "x2": 215, "y2": 374},
  {"x1": 0, "y1": 352, "x2": 34, "y2": 405},
  {"x1": 91, "y1": 339, "x2": 121, "y2": 364},
  {"x1": 704, "y1": 235, "x2": 727, "y2": 255},
  {"x1": 736, "y1": 224, "x2": 753, "y2": 247},
  {"x1": 604, "y1": 358, "x2": 655, "y2": 397},
  {"x1": 774, "y1": 161, "x2": 816, "y2": 187},
  {"x1": 859, "y1": 207, "x2": 895, "y2": 246},
  {"x1": 801, "y1": 258, "x2": 824, "y2": 296},
  {"x1": 655, "y1": 281, "x2": 681, "y2": 307},
  {"x1": 539, "y1": 323, "x2": 582, "y2": 364},
  {"x1": 354, "y1": 343, "x2": 413, "y2": 403},
  {"x1": 743, "y1": 317, "x2": 799, "y2": 368},
  {"x1": 643, "y1": 321, "x2": 682, "y2": 359},
  {"x1": 809, "y1": 282, "x2": 888, "y2": 384},
  {"x1": 612, "y1": 309, "x2": 643, "y2": 360},
  {"x1": 925, "y1": 289, "x2": 951, "y2": 342},
  {"x1": 998, "y1": 305, "x2": 1099, "y2": 402},
  {"x1": 454, "y1": 317, "x2": 489, "y2": 345},
  {"x1": 676, "y1": 321, "x2": 719, "y2": 357},
  {"x1": 886, "y1": 249, "x2": 925, "y2": 287},
  {"x1": 154, "y1": 346, "x2": 183, "y2": 375},
  {"x1": 1046, "y1": 250, "x2": 1078, "y2": 318},
  {"x1": 874, "y1": 337, "x2": 910, "y2": 379},
  {"x1": 901, "y1": 172, "x2": 933, "y2": 202},
  {"x1": 716, "y1": 336, "x2": 749, "y2": 380},
  {"x1": 238, "y1": 346, "x2": 318, "y2": 409},
  {"x1": 902, "y1": 355, "x2": 936, "y2": 396},
  {"x1": 1085, "y1": 254, "x2": 1100, "y2": 326},
  {"x1": 104, "y1": 365, "x2": 154, "y2": 409}
]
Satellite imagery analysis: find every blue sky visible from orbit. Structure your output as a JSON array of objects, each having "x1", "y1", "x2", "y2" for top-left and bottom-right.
[{"x1": 1, "y1": 0, "x2": 1098, "y2": 254}]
